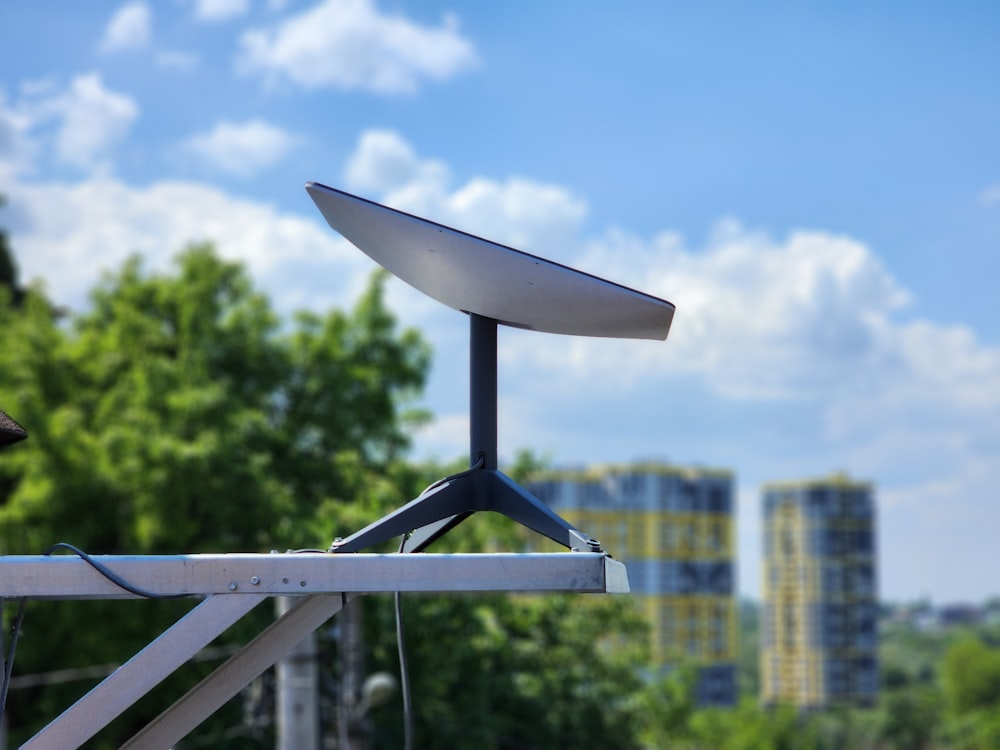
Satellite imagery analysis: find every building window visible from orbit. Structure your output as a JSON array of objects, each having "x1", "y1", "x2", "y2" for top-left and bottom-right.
[
  {"x1": 712, "y1": 484, "x2": 732, "y2": 513},
  {"x1": 708, "y1": 521, "x2": 724, "y2": 553},
  {"x1": 658, "y1": 520, "x2": 672, "y2": 553},
  {"x1": 680, "y1": 480, "x2": 698, "y2": 512},
  {"x1": 782, "y1": 529, "x2": 795, "y2": 557}
]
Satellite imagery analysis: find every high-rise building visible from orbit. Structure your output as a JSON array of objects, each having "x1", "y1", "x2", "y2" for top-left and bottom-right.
[
  {"x1": 528, "y1": 462, "x2": 737, "y2": 706},
  {"x1": 760, "y1": 474, "x2": 879, "y2": 709}
]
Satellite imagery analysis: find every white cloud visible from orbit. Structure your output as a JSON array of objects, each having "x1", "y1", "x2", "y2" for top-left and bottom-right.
[
  {"x1": 9, "y1": 177, "x2": 372, "y2": 316},
  {"x1": 344, "y1": 129, "x2": 426, "y2": 193},
  {"x1": 99, "y1": 2, "x2": 152, "y2": 54},
  {"x1": 497, "y1": 216, "x2": 999, "y2": 454},
  {"x1": 179, "y1": 119, "x2": 299, "y2": 177},
  {"x1": 156, "y1": 50, "x2": 199, "y2": 71},
  {"x1": 344, "y1": 129, "x2": 587, "y2": 256},
  {"x1": 2, "y1": 74, "x2": 138, "y2": 175},
  {"x1": 237, "y1": 0, "x2": 478, "y2": 93},
  {"x1": 0, "y1": 90, "x2": 36, "y2": 181},
  {"x1": 194, "y1": 0, "x2": 250, "y2": 22},
  {"x1": 981, "y1": 183, "x2": 1000, "y2": 206},
  {"x1": 54, "y1": 75, "x2": 139, "y2": 172},
  {"x1": 19, "y1": 78, "x2": 59, "y2": 97},
  {"x1": 610, "y1": 222, "x2": 911, "y2": 399},
  {"x1": 444, "y1": 178, "x2": 589, "y2": 256}
]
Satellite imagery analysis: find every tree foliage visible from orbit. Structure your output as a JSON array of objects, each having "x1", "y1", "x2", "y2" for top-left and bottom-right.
[
  {"x1": 941, "y1": 636, "x2": 1000, "y2": 715},
  {"x1": 0, "y1": 195, "x2": 27, "y2": 309},
  {"x1": 363, "y1": 592, "x2": 650, "y2": 750},
  {"x1": 1, "y1": 245, "x2": 431, "y2": 557},
  {"x1": 0, "y1": 243, "x2": 431, "y2": 745}
]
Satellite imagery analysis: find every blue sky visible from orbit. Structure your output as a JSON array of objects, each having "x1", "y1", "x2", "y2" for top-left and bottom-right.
[{"x1": 2, "y1": 0, "x2": 998, "y2": 604}]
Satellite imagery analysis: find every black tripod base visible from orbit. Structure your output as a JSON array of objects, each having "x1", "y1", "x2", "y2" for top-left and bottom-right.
[{"x1": 329, "y1": 469, "x2": 601, "y2": 554}]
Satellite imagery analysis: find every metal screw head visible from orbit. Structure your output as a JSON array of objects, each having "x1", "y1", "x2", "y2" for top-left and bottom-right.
[
  {"x1": 228, "y1": 581, "x2": 239, "y2": 591},
  {"x1": 250, "y1": 576, "x2": 261, "y2": 585}
]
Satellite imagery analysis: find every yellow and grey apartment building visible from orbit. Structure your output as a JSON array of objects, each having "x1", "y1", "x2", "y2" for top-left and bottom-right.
[
  {"x1": 761, "y1": 475, "x2": 879, "y2": 709},
  {"x1": 527, "y1": 462, "x2": 737, "y2": 705}
]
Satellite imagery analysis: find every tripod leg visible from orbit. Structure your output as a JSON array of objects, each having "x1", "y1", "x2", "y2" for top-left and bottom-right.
[
  {"x1": 399, "y1": 513, "x2": 473, "y2": 553},
  {"x1": 488, "y1": 471, "x2": 602, "y2": 552},
  {"x1": 330, "y1": 477, "x2": 477, "y2": 553}
]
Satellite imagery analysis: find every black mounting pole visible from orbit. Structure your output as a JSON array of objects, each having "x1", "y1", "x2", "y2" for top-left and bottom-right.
[
  {"x1": 469, "y1": 314, "x2": 498, "y2": 470},
  {"x1": 329, "y1": 312, "x2": 600, "y2": 554}
]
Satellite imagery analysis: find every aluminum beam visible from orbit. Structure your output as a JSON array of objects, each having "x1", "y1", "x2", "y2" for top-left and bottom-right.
[{"x1": 0, "y1": 552, "x2": 628, "y2": 599}]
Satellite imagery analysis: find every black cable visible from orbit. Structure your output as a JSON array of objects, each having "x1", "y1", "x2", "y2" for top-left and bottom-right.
[
  {"x1": 391, "y1": 455, "x2": 485, "y2": 749},
  {"x1": 420, "y1": 453, "x2": 485, "y2": 496},
  {"x1": 44, "y1": 543, "x2": 189, "y2": 600},
  {"x1": 0, "y1": 541, "x2": 193, "y2": 724},
  {"x1": 395, "y1": 536, "x2": 414, "y2": 750},
  {"x1": 0, "y1": 597, "x2": 27, "y2": 724}
]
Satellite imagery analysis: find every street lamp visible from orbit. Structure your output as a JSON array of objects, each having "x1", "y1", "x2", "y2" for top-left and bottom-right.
[
  {"x1": 357, "y1": 671, "x2": 397, "y2": 718},
  {"x1": 342, "y1": 672, "x2": 397, "y2": 750}
]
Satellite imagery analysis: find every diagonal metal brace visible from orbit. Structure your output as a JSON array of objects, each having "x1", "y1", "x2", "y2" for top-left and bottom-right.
[{"x1": 21, "y1": 593, "x2": 267, "y2": 750}]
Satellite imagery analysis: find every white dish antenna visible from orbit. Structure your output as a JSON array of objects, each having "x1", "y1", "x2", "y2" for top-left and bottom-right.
[{"x1": 306, "y1": 182, "x2": 674, "y2": 340}]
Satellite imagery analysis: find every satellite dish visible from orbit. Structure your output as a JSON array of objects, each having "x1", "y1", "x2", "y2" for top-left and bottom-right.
[
  {"x1": 306, "y1": 182, "x2": 674, "y2": 340},
  {"x1": 306, "y1": 183, "x2": 675, "y2": 553}
]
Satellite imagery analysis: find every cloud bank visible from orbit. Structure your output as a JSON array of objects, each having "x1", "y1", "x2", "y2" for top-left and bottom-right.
[
  {"x1": 180, "y1": 120, "x2": 300, "y2": 177},
  {"x1": 99, "y1": 2, "x2": 153, "y2": 54},
  {"x1": 237, "y1": 0, "x2": 478, "y2": 93},
  {"x1": 1, "y1": 74, "x2": 138, "y2": 177}
]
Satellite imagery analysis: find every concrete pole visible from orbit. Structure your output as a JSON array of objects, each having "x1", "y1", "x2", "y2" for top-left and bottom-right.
[
  {"x1": 275, "y1": 597, "x2": 319, "y2": 750},
  {"x1": 338, "y1": 597, "x2": 366, "y2": 750}
]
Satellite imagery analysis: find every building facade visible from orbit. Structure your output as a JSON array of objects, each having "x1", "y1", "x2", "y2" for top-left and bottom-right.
[
  {"x1": 528, "y1": 462, "x2": 737, "y2": 706},
  {"x1": 761, "y1": 475, "x2": 879, "y2": 709}
]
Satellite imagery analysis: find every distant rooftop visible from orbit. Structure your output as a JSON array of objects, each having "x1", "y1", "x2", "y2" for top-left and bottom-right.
[
  {"x1": 528, "y1": 460, "x2": 734, "y2": 482},
  {"x1": 761, "y1": 471, "x2": 873, "y2": 492}
]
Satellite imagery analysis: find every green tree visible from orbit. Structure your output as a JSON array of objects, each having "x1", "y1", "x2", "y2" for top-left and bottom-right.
[
  {"x1": 635, "y1": 663, "x2": 700, "y2": 748},
  {"x1": 877, "y1": 685, "x2": 940, "y2": 750},
  {"x1": 364, "y1": 592, "x2": 650, "y2": 750},
  {"x1": 0, "y1": 195, "x2": 26, "y2": 309},
  {"x1": 941, "y1": 636, "x2": 1000, "y2": 715},
  {"x1": 0, "y1": 244, "x2": 430, "y2": 746},
  {"x1": 690, "y1": 699, "x2": 817, "y2": 750},
  {"x1": 936, "y1": 636, "x2": 1000, "y2": 749}
]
